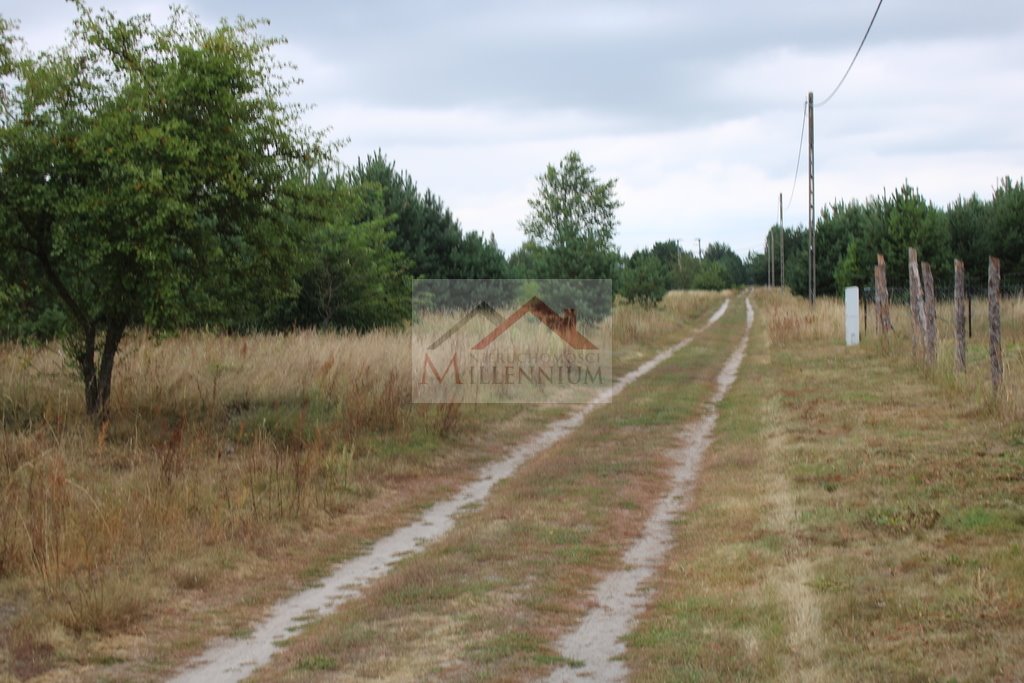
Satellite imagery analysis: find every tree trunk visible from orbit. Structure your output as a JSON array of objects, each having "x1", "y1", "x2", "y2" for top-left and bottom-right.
[
  {"x1": 78, "y1": 323, "x2": 126, "y2": 420},
  {"x1": 97, "y1": 324, "x2": 125, "y2": 417},
  {"x1": 78, "y1": 328, "x2": 100, "y2": 416}
]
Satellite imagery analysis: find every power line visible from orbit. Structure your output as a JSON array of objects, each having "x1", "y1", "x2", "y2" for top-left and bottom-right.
[
  {"x1": 818, "y1": 0, "x2": 884, "y2": 108},
  {"x1": 785, "y1": 99, "x2": 807, "y2": 211}
]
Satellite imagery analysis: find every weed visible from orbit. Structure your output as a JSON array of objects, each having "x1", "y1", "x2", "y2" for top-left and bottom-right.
[
  {"x1": 56, "y1": 572, "x2": 150, "y2": 635},
  {"x1": 295, "y1": 654, "x2": 339, "y2": 671}
]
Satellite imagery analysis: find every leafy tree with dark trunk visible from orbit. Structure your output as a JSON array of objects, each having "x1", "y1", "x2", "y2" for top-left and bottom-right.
[
  {"x1": 519, "y1": 150, "x2": 621, "y2": 281},
  {"x1": 0, "y1": 5, "x2": 332, "y2": 418}
]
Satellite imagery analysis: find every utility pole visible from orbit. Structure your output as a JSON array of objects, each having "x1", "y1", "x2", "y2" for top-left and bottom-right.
[
  {"x1": 807, "y1": 91, "x2": 816, "y2": 305},
  {"x1": 696, "y1": 238, "x2": 702, "y2": 259},
  {"x1": 779, "y1": 192, "x2": 785, "y2": 290}
]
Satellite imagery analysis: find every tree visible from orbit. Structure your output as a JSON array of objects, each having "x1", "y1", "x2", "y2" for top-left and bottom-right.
[
  {"x1": 692, "y1": 261, "x2": 729, "y2": 290},
  {"x1": 948, "y1": 193, "x2": 989, "y2": 285},
  {"x1": 881, "y1": 184, "x2": 951, "y2": 286},
  {"x1": 988, "y1": 176, "x2": 1024, "y2": 278},
  {"x1": 702, "y1": 242, "x2": 744, "y2": 288},
  {"x1": 519, "y1": 151, "x2": 621, "y2": 280},
  {"x1": 0, "y1": 5, "x2": 333, "y2": 417},
  {"x1": 649, "y1": 240, "x2": 700, "y2": 290},
  {"x1": 271, "y1": 172, "x2": 410, "y2": 332},
  {"x1": 744, "y1": 249, "x2": 768, "y2": 286},
  {"x1": 345, "y1": 151, "x2": 507, "y2": 282},
  {"x1": 619, "y1": 249, "x2": 669, "y2": 306}
]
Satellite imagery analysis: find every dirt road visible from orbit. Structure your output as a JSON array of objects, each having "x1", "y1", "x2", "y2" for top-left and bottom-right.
[{"x1": 170, "y1": 298, "x2": 749, "y2": 682}]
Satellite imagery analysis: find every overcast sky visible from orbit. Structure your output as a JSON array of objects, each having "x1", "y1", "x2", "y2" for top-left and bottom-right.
[{"x1": 6, "y1": 1, "x2": 1024, "y2": 257}]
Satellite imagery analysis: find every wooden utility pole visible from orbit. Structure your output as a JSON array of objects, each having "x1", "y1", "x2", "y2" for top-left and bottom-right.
[
  {"x1": 779, "y1": 192, "x2": 785, "y2": 290},
  {"x1": 807, "y1": 92, "x2": 816, "y2": 305},
  {"x1": 696, "y1": 238, "x2": 702, "y2": 259}
]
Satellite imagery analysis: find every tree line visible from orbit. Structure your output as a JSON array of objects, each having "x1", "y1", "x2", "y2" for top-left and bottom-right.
[
  {"x1": 0, "y1": 2, "x2": 772, "y2": 418},
  {"x1": 759, "y1": 179, "x2": 1024, "y2": 297},
  {"x1": 11, "y1": 3, "x2": 1004, "y2": 417}
]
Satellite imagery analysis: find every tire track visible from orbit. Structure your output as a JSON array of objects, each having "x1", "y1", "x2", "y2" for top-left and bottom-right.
[
  {"x1": 547, "y1": 297, "x2": 754, "y2": 683},
  {"x1": 169, "y1": 300, "x2": 731, "y2": 683}
]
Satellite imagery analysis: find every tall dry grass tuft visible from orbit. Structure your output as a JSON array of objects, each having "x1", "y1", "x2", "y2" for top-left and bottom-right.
[
  {"x1": 0, "y1": 325, "x2": 437, "y2": 653},
  {"x1": 757, "y1": 288, "x2": 844, "y2": 345},
  {"x1": 756, "y1": 286, "x2": 1023, "y2": 421},
  {"x1": 0, "y1": 293, "x2": 724, "y2": 675},
  {"x1": 611, "y1": 290, "x2": 728, "y2": 347}
]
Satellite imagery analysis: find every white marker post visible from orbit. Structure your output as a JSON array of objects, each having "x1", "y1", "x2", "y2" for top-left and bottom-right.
[{"x1": 845, "y1": 286, "x2": 860, "y2": 346}]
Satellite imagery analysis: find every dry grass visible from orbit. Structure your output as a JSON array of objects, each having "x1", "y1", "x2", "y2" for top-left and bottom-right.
[
  {"x1": 612, "y1": 290, "x2": 729, "y2": 348},
  {"x1": 0, "y1": 292, "x2": 724, "y2": 681},
  {"x1": 626, "y1": 287, "x2": 1024, "y2": 680},
  {"x1": 860, "y1": 292, "x2": 1024, "y2": 420},
  {"x1": 247, "y1": 295, "x2": 750, "y2": 682},
  {"x1": 762, "y1": 287, "x2": 1023, "y2": 420}
]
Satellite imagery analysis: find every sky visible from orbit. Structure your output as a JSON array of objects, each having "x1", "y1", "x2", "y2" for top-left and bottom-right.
[{"x1": 5, "y1": 0, "x2": 1024, "y2": 258}]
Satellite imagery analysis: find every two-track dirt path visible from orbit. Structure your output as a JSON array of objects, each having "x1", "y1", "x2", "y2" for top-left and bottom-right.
[
  {"x1": 547, "y1": 298, "x2": 753, "y2": 682},
  {"x1": 170, "y1": 301, "x2": 732, "y2": 682}
]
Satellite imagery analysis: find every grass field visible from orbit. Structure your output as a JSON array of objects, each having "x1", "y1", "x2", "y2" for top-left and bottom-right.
[
  {"x1": 247, "y1": 292, "x2": 751, "y2": 681},
  {"x1": 626, "y1": 288, "x2": 1024, "y2": 681},
  {"x1": 2, "y1": 286, "x2": 1021, "y2": 681},
  {"x1": 0, "y1": 291, "x2": 725, "y2": 681}
]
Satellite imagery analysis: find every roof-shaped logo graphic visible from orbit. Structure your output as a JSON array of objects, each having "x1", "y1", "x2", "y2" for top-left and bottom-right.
[
  {"x1": 472, "y1": 296, "x2": 597, "y2": 350},
  {"x1": 427, "y1": 301, "x2": 505, "y2": 351}
]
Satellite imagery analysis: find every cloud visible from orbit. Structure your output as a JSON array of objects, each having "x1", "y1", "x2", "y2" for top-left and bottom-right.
[{"x1": 6, "y1": 0, "x2": 1024, "y2": 260}]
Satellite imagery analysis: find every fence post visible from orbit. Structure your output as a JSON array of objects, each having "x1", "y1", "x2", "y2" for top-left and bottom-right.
[
  {"x1": 988, "y1": 256, "x2": 1003, "y2": 393},
  {"x1": 954, "y1": 259, "x2": 967, "y2": 373},
  {"x1": 862, "y1": 292, "x2": 867, "y2": 337},
  {"x1": 908, "y1": 248, "x2": 925, "y2": 357},
  {"x1": 968, "y1": 289, "x2": 973, "y2": 339},
  {"x1": 921, "y1": 262, "x2": 937, "y2": 366},
  {"x1": 875, "y1": 254, "x2": 893, "y2": 335}
]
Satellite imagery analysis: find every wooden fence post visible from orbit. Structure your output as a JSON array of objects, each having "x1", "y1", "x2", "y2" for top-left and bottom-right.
[
  {"x1": 989, "y1": 256, "x2": 1003, "y2": 393},
  {"x1": 954, "y1": 259, "x2": 966, "y2": 373},
  {"x1": 908, "y1": 248, "x2": 926, "y2": 357},
  {"x1": 875, "y1": 254, "x2": 893, "y2": 335},
  {"x1": 921, "y1": 262, "x2": 937, "y2": 366}
]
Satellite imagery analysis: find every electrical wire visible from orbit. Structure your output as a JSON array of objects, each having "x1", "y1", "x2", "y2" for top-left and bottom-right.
[
  {"x1": 818, "y1": 0, "x2": 884, "y2": 107},
  {"x1": 785, "y1": 99, "x2": 807, "y2": 211}
]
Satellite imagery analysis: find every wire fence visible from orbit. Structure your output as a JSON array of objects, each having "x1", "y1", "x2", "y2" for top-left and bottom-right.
[
  {"x1": 862, "y1": 272, "x2": 1024, "y2": 305},
  {"x1": 856, "y1": 268, "x2": 1024, "y2": 340}
]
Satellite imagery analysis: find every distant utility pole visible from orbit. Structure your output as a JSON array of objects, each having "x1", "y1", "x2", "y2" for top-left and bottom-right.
[
  {"x1": 807, "y1": 91, "x2": 816, "y2": 305},
  {"x1": 696, "y1": 238, "x2": 702, "y2": 259},
  {"x1": 779, "y1": 192, "x2": 785, "y2": 289}
]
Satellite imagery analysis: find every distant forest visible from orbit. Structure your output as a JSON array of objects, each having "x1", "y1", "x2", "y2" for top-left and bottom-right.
[{"x1": 753, "y1": 178, "x2": 1024, "y2": 297}]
